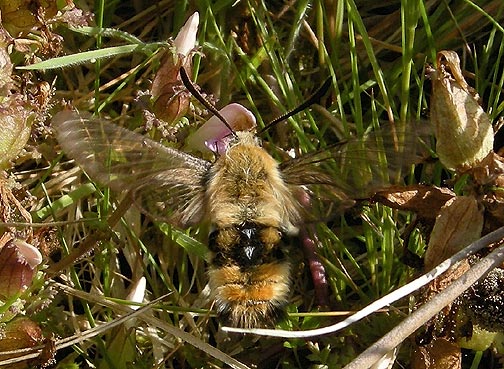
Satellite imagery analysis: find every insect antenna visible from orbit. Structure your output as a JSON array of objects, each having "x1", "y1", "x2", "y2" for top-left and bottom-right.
[
  {"x1": 179, "y1": 67, "x2": 238, "y2": 138},
  {"x1": 259, "y1": 78, "x2": 332, "y2": 135}
]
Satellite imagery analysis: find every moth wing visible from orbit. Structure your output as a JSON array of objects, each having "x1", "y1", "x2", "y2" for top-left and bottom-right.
[
  {"x1": 53, "y1": 111, "x2": 211, "y2": 226},
  {"x1": 281, "y1": 124, "x2": 429, "y2": 218}
]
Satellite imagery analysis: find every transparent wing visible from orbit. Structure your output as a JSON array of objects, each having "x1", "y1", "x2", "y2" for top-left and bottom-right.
[
  {"x1": 53, "y1": 111, "x2": 211, "y2": 226},
  {"x1": 281, "y1": 123, "x2": 430, "y2": 216}
]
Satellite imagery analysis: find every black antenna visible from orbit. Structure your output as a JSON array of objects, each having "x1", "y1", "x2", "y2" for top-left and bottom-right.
[
  {"x1": 179, "y1": 67, "x2": 237, "y2": 138},
  {"x1": 259, "y1": 78, "x2": 332, "y2": 135}
]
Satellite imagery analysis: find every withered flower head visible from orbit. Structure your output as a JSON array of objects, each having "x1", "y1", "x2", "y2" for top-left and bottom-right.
[
  {"x1": 429, "y1": 50, "x2": 494, "y2": 171},
  {"x1": 150, "y1": 12, "x2": 199, "y2": 124}
]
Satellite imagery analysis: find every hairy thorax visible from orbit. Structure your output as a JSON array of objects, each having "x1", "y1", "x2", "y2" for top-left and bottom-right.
[{"x1": 206, "y1": 132, "x2": 299, "y2": 233}]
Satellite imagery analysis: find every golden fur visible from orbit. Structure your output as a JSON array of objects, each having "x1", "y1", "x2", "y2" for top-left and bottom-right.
[
  {"x1": 207, "y1": 132, "x2": 300, "y2": 233},
  {"x1": 208, "y1": 262, "x2": 291, "y2": 328},
  {"x1": 205, "y1": 132, "x2": 300, "y2": 327}
]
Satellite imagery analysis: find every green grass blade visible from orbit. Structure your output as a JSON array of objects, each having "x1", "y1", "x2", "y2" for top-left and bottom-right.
[{"x1": 17, "y1": 45, "x2": 141, "y2": 70}]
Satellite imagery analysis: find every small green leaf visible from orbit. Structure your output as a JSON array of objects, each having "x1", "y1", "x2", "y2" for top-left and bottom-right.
[
  {"x1": 157, "y1": 223, "x2": 208, "y2": 260},
  {"x1": 33, "y1": 183, "x2": 97, "y2": 221},
  {"x1": 17, "y1": 45, "x2": 141, "y2": 70}
]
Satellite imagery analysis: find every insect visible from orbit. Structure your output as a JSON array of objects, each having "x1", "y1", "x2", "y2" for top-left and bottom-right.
[{"x1": 53, "y1": 75, "x2": 424, "y2": 328}]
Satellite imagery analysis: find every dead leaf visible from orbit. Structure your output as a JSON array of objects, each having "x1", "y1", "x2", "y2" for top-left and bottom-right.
[
  {"x1": 0, "y1": 0, "x2": 58, "y2": 35},
  {"x1": 483, "y1": 194, "x2": 504, "y2": 231},
  {"x1": 424, "y1": 196, "x2": 483, "y2": 270},
  {"x1": 372, "y1": 185, "x2": 455, "y2": 220},
  {"x1": 0, "y1": 317, "x2": 43, "y2": 369},
  {"x1": 412, "y1": 337, "x2": 461, "y2": 369},
  {"x1": 462, "y1": 145, "x2": 504, "y2": 229}
]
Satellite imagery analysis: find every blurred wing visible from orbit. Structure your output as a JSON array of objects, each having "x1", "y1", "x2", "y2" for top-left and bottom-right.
[
  {"x1": 281, "y1": 123, "x2": 429, "y2": 216},
  {"x1": 53, "y1": 111, "x2": 211, "y2": 226}
]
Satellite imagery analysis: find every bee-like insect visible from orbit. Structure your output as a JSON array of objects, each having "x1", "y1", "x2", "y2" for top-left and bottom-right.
[{"x1": 53, "y1": 77, "x2": 424, "y2": 328}]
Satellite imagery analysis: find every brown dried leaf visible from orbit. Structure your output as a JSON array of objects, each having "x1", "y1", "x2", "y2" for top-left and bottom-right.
[
  {"x1": 0, "y1": 317, "x2": 43, "y2": 369},
  {"x1": 0, "y1": 0, "x2": 58, "y2": 35},
  {"x1": 412, "y1": 337, "x2": 461, "y2": 369},
  {"x1": 424, "y1": 196, "x2": 483, "y2": 270},
  {"x1": 428, "y1": 259, "x2": 471, "y2": 297},
  {"x1": 460, "y1": 151, "x2": 504, "y2": 229},
  {"x1": 470, "y1": 151, "x2": 504, "y2": 186},
  {"x1": 483, "y1": 194, "x2": 504, "y2": 231},
  {"x1": 0, "y1": 1, "x2": 74, "y2": 59},
  {"x1": 429, "y1": 50, "x2": 494, "y2": 171},
  {"x1": 372, "y1": 185, "x2": 455, "y2": 220},
  {"x1": 38, "y1": 335, "x2": 56, "y2": 368}
]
